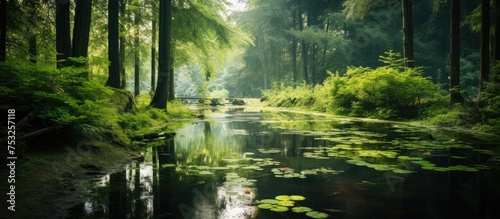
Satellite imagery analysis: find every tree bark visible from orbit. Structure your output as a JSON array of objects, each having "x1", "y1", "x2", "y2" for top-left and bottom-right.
[
  {"x1": 119, "y1": 0, "x2": 126, "y2": 89},
  {"x1": 495, "y1": 0, "x2": 500, "y2": 83},
  {"x1": 106, "y1": 0, "x2": 121, "y2": 88},
  {"x1": 0, "y1": 0, "x2": 6, "y2": 62},
  {"x1": 134, "y1": 8, "x2": 141, "y2": 97},
  {"x1": 150, "y1": 0, "x2": 171, "y2": 109},
  {"x1": 449, "y1": 0, "x2": 464, "y2": 108},
  {"x1": 402, "y1": 0, "x2": 415, "y2": 68},
  {"x1": 56, "y1": 0, "x2": 71, "y2": 68},
  {"x1": 478, "y1": 0, "x2": 490, "y2": 98},
  {"x1": 168, "y1": 49, "x2": 174, "y2": 101},
  {"x1": 72, "y1": 0, "x2": 92, "y2": 59},
  {"x1": 151, "y1": 1, "x2": 157, "y2": 92},
  {"x1": 298, "y1": 2, "x2": 308, "y2": 84},
  {"x1": 291, "y1": 9, "x2": 297, "y2": 83}
]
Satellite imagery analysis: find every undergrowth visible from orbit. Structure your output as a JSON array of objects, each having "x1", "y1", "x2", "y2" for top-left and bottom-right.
[
  {"x1": 262, "y1": 51, "x2": 446, "y2": 120},
  {"x1": 0, "y1": 62, "x2": 194, "y2": 161}
]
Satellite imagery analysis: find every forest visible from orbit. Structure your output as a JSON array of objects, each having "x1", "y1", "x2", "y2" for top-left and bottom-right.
[{"x1": 1, "y1": 0, "x2": 500, "y2": 218}]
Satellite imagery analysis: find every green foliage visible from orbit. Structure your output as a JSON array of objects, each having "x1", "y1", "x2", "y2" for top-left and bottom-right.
[{"x1": 262, "y1": 52, "x2": 446, "y2": 120}]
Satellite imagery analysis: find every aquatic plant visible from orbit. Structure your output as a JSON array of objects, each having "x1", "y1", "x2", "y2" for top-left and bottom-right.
[
  {"x1": 306, "y1": 211, "x2": 329, "y2": 218},
  {"x1": 292, "y1": 206, "x2": 313, "y2": 213}
]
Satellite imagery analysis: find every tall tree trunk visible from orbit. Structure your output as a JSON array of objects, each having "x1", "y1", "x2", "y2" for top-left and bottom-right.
[
  {"x1": 0, "y1": 0, "x2": 6, "y2": 62},
  {"x1": 449, "y1": 0, "x2": 464, "y2": 109},
  {"x1": 478, "y1": 0, "x2": 490, "y2": 98},
  {"x1": 168, "y1": 53, "x2": 174, "y2": 101},
  {"x1": 106, "y1": 0, "x2": 121, "y2": 88},
  {"x1": 321, "y1": 20, "x2": 330, "y2": 80},
  {"x1": 298, "y1": 2, "x2": 308, "y2": 84},
  {"x1": 495, "y1": 0, "x2": 500, "y2": 83},
  {"x1": 56, "y1": 0, "x2": 71, "y2": 68},
  {"x1": 119, "y1": 0, "x2": 126, "y2": 88},
  {"x1": 29, "y1": 35, "x2": 37, "y2": 63},
  {"x1": 134, "y1": 9, "x2": 141, "y2": 97},
  {"x1": 311, "y1": 44, "x2": 316, "y2": 84},
  {"x1": 291, "y1": 9, "x2": 297, "y2": 84},
  {"x1": 151, "y1": 1, "x2": 157, "y2": 92},
  {"x1": 402, "y1": 0, "x2": 415, "y2": 68},
  {"x1": 72, "y1": 0, "x2": 92, "y2": 59},
  {"x1": 150, "y1": 0, "x2": 171, "y2": 109}
]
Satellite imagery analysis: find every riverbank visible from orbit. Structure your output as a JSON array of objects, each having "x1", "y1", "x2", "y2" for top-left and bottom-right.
[{"x1": 3, "y1": 141, "x2": 141, "y2": 219}]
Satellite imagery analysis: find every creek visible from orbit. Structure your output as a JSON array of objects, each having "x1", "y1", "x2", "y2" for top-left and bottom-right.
[{"x1": 69, "y1": 106, "x2": 500, "y2": 219}]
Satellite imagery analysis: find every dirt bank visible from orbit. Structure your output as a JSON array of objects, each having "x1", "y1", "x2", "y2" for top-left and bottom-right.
[{"x1": 1, "y1": 140, "x2": 142, "y2": 219}]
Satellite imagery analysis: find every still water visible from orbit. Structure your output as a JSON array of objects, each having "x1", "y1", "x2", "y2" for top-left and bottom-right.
[{"x1": 70, "y1": 107, "x2": 500, "y2": 219}]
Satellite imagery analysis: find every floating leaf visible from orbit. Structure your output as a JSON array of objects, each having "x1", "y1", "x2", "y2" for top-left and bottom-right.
[
  {"x1": 275, "y1": 195, "x2": 291, "y2": 201},
  {"x1": 199, "y1": 170, "x2": 213, "y2": 175},
  {"x1": 306, "y1": 211, "x2": 329, "y2": 218},
  {"x1": 289, "y1": 195, "x2": 306, "y2": 201},
  {"x1": 278, "y1": 200, "x2": 295, "y2": 207},
  {"x1": 211, "y1": 166, "x2": 230, "y2": 170},
  {"x1": 292, "y1": 206, "x2": 312, "y2": 213},
  {"x1": 257, "y1": 199, "x2": 280, "y2": 204},
  {"x1": 258, "y1": 203, "x2": 275, "y2": 209},
  {"x1": 270, "y1": 206, "x2": 289, "y2": 212}
]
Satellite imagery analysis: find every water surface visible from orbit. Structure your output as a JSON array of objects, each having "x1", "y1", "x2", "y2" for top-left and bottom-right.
[{"x1": 70, "y1": 108, "x2": 500, "y2": 219}]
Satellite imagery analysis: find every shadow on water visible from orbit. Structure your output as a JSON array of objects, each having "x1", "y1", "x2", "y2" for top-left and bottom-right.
[{"x1": 69, "y1": 108, "x2": 500, "y2": 219}]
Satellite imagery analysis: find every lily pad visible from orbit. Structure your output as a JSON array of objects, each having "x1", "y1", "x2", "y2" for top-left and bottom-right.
[
  {"x1": 306, "y1": 211, "x2": 329, "y2": 218},
  {"x1": 257, "y1": 199, "x2": 280, "y2": 204},
  {"x1": 278, "y1": 200, "x2": 295, "y2": 207},
  {"x1": 199, "y1": 170, "x2": 213, "y2": 175},
  {"x1": 292, "y1": 206, "x2": 312, "y2": 213},
  {"x1": 289, "y1": 195, "x2": 306, "y2": 201},
  {"x1": 258, "y1": 203, "x2": 275, "y2": 209},
  {"x1": 270, "y1": 206, "x2": 289, "y2": 212},
  {"x1": 275, "y1": 195, "x2": 291, "y2": 201}
]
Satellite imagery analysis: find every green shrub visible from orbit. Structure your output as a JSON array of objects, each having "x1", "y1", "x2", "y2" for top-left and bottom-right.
[{"x1": 261, "y1": 51, "x2": 446, "y2": 120}]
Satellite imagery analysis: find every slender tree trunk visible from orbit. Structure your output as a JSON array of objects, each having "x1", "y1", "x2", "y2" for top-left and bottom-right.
[
  {"x1": 168, "y1": 53, "x2": 174, "y2": 101},
  {"x1": 449, "y1": 0, "x2": 464, "y2": 109},
  {"x1": 106, "y1": 0, "x2": 121, "y2": 88},
  {"x1": 0, "y1": 0, "x2": 6, "y2": 62},
  {"x1": 150, "y1": 0, "x2": 171, "y2": 109},
  {"x1": 72, "y1": 0, "x2": 92, "y2": 59},
  {"x1": 56, "y1": 0, "x2": 71, "y2": 68},
  {"x1": 402, "y1": 0, "x2": 415, "y2": 68},
  {"x1": 151, "y1": 1, "x2": 157, "y2": 92},
  {"x1": 134, "y1": 9, "x2": 141, "y2": 96},
  {"x1": 298, "y1": 2, "x2": 308, "y2": 84},
  {"x1": 29, "y1": 35, "x2": 37, "y2": 64},
  {"x1": 291, "y1": 10, "x2": 297, "y2": 84},
  {"x1": 495, "y1": 0, "x2": 500, "y2": 83},
  {"x1": 119, "y1": 0, "x2": 126, "y2": 88},
  {"x1": 321, "y1": 20, "x2": 330, "y2": 81},
  {"x1": 478, "y1": 0, "x2": 490, "y2": 98}
]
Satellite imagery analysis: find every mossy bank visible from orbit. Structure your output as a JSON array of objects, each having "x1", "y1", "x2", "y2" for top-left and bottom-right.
[{"x1": 0, "y1": 63, "x2": 194, "y2": 218}]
